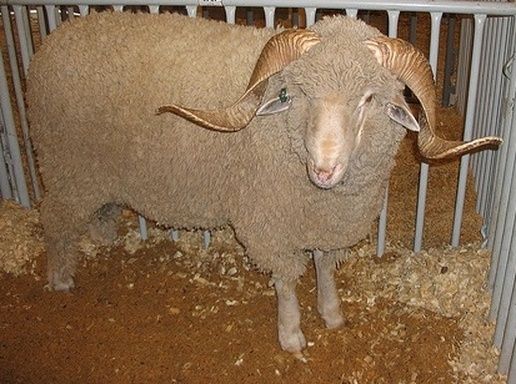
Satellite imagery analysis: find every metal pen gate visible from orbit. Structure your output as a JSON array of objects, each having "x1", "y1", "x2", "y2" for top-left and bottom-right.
[{"x1": 0, "y1": 0, "x2": 515, "y2": 380}]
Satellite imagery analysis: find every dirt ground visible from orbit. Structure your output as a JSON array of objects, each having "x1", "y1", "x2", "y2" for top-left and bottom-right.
[{"x1": 0, "y1": 199, "x2": 505, "y2": 384}]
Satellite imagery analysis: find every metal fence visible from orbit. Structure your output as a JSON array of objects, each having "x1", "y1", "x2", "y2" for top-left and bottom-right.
[{"x1": 0, "y1": 0, "x2": 515, "y2": 380}]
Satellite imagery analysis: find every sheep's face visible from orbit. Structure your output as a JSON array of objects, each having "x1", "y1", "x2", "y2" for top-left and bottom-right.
[
  {"x1": 274, "y1": 33, "x2": 418, "y2": 190},
  {"x1": 305, "y1": 91, "x2": 373, "y2": 189}
]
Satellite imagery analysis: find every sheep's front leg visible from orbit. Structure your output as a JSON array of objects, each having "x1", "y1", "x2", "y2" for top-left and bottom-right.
[
  {"x1": 274, "y1": 277, "x2": 306, "y2": 353},
  {"x1": 313, "y1": 250, "x2": 344, "y2": 328}
]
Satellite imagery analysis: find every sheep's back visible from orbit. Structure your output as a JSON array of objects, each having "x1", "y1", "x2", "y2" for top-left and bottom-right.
[{"x1": 27, "y1": 12, "x2": 278, "y2": 226}]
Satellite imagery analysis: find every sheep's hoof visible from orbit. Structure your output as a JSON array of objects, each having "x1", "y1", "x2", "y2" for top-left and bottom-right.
[
  {"x1": 319, "y1": 306, "x2": 345, "y2": 329},
  {"x1": 278, "y1": 326, "x2": 307, "y2": 353},
  {"x1": 323, "y1": 312, "x2": 345, "y2": 329}
]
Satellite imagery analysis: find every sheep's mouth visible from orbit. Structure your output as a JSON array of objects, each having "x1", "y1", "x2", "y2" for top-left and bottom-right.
[{"x1": 307, "y1": 163, "x2": 345, "y2": 189}]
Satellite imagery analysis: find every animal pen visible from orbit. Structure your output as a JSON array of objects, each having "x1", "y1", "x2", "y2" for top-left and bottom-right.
[{"x1": 0, "y1": 0, "x2": 515, "y2": 381}]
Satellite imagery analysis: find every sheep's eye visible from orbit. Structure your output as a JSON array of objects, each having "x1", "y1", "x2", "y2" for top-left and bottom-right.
[{"x1": 358, "y1": 92, "x2": 375, "y2": 109}]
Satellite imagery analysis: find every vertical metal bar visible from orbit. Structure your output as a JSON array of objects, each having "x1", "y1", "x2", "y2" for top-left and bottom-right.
[
  {"x1": 451, "y1": 14, "x2": 487, "y2": 247},
  {"x1": 442, "y1": 15, "x2": 456, "y2": 106},
  {"x1": 479, "y1": 18, "x2": 506, "y2": 220},
  {"x1": 138, "y1": 215, "x2": 148, "y2": 240},
  {"x1": 304, "y1": 7, "x2": 316, "y2": 27},
  {"x1": 484, "y1": 17, "x2": 514, "y2": 231},
  {"x1": 414, "y1": 12, "x2": 442, "y2": 253},
  {"x1": 113, "y1": 5, "x2": 123, "y2": 12},
  {"x1": 78, "y1": 5, "x2": 89, "y2": 17},
  {"x1": 246, "y1": 8, "x2": 253, "y2": 26},
  {"x1": 291, "y1": 8, "x2": 299, "y2": 27},
  {"x1": 0, "y1": 115, "x2": 13, "y2": 200},
  {"x1": 508, "y1": 342, "x2": 516, "y2": 384},
  {"x1": 456, "y1": 18, "x2": 473, "y2": 115},
  {"x1": 66, "y1": 6, "x2": 75, "y2": 20},
  {"x1": 491, "y1": 154, "x2": 516, "y2": 326},
  {"x1": 0, "y1": 112, "x2": 17, "y2": 201},
  {"x1": 203, "y1": 230, "x2": 211, "y2": 249},
  {"x1": 224, "y1": 5, "x2": 236, "y2": 24},
  {"x1": 263, "y1": 6, "x2": 275, "y2": 28},
  {"x1": 345, "y1": 9, "x2": 357, "y2": 19},
  {"x1": 45, "y1": 5, "x2": 57, "y2": 32},
  {"x1": 493, "y1": 203, "x2": 515, "y2": 351},
  {"x1": 377, "y1": 189, "x2": 388, "y2": 257},
  {"x1": 54, "y1": 6, "x2": 62, "y2": 27},
  {"x1": 170, "y1": 230, "x2": 179, "y2": 242},
  {"x1": 387, "y1": 10, "x2": 399, "y2": 38},
  {"x1": 36, "y1": 6, "x2": 47, "y2": 40},
  {"x1": 186, "y1": 5, "x2": 197, "y2": 18},
  {"x1": 21, "y1": 6, "x2": 34, "y2": 57},
  {"x1": 409, "y1": 13, "x2": 417, "y2": 44},
  {"x1": 0, "y1": 47, "x2": 30, "y2": 207},
  {"x1": 2, "y1": 5, "x2": 41, "y2": 201},
  {"x1": 497, "y1": 242, "x2": 515, "y2": 375},
  {"x1": 148, "y1": 5, "x2": 159, "y2": 14},
  {"x1": 12, "y1": 5, "x2": 31, "y2": 76},
  {"x1": 489, "y1": 17, "x2": 516, "y2": 289},
  {"x1": 473, "y1": 18, "x2": 495, "y2": 214},
  {"x1": 376, "y1": 10, "x2": 399, "y2": 257}
]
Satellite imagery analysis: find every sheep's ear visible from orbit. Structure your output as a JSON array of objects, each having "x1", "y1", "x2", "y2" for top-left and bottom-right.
[
  {"x1": 386, "y1": 95, "x2": 420, "y2": 132},
  {"x1": 256, "y1": 88, "x2": 293, "y2": 116}
]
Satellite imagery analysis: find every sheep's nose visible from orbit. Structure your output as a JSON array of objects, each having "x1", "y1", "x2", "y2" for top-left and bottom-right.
[{"x1": 313, "y1": 166, "x2": 335, "y2": 182}]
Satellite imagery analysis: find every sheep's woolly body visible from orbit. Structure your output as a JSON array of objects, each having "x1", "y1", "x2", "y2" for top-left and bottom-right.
[{"x1": 28, "y1": 12, "x2": 405, "y2": 283}]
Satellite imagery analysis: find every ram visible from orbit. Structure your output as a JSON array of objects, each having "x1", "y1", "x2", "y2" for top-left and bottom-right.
[{"x1": 27, "y1": 12, "x2": 501, "y2": 353}]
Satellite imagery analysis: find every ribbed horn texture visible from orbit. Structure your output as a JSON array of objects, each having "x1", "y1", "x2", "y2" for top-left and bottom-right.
[
  {"x1": 365, "y1": 36, "x2": 502, "y2": 160},
  {"x1": 157, "y1": 29, "x2": 320, "y2": 132}
]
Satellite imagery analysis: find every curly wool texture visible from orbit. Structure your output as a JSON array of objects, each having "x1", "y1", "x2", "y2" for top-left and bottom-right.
[{"x1": 27, "y1": 12, "x2": 406, "y2": 282}]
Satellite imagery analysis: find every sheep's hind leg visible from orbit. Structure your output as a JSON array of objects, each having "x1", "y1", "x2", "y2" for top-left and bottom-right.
[
  {"x1": 41, "y1": 196, "x2": 104, "y2": 292},
  {"x1": 88, "y1": 203, "x2": 122, "y2": 246},
  {"x1": 274, "y1": 277, "x2": 306, "y2": 353},
  {"x1": 313, "y1": 250, "x2": 344, "y2": 329},
  {"x1": 46, "y1": 235, "x2": 80, "y2": 291}
]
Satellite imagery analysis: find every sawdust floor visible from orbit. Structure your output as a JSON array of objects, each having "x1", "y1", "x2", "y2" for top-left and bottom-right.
[{"x1": 1, "y1": 239, "x2": 460, "y2": 384}]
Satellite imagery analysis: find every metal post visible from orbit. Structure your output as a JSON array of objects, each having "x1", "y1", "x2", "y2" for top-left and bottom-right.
[
  {"x1": 377, "y1": 10, "x2": 399, "y2": 257},
  {"x1": 45, "y1": 5, "x2": 57, "y2": 31},
  {"x1": 304, "y1": 7, "x2": 315, "y2": 27},
  {"x1": 442, "y1": 15, "x2": 456, "y2": 106},
  {"x1": 2, "y1": 5, "x2": 41, "y2": 201},
  {"x1": 345, "y1": 8, "x2": 357, "y2": 19},
  {"x1": 414, "y1": 12, "x2": 442, "y2": 253},
  {"x1": 263, "y1": 6, "x2": 275, "y2": 28},
  {"x1": 138, "y1": 215, "x2": 148, "y2": 240},
  {"x1": 36, "y1": 6, "x2": 47, "y2": 39},
  {"x1": 451, "y1": 14, "x2": 487, "y2": 247},
  {"x1": 224, "y1": 5, "x2": 236, "y2": 24},
  {"x1": 0, "y1": 47, "x2": 30, "y2": 207},
  {"x1": 0, "y1": 114, "x2": 13, "y2": 200},
  {"x1": 12, "y1": 5, "x2": 32, "y2": 75},
  {"x1": 497, "y1": 245, "x2": 516, "y2": 375}
]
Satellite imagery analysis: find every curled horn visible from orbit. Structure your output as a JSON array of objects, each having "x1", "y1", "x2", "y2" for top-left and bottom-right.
[
  {"x1": 157, "y1": 29, "x2": 320, "y2": 132},
  {"x1": 365, "y1": 36, "x2": 502, "y2": 160}
]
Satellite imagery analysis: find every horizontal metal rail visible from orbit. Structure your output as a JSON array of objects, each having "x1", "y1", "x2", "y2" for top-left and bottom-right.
[{"x1": 0, "y1": 0, "x2": 516, "y2": 16}]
